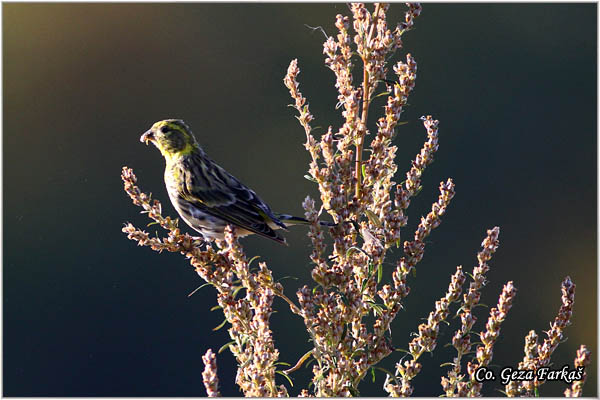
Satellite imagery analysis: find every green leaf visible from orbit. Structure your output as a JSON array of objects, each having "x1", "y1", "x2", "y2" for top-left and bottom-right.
[
  {"x1": 361, "y1": 163, "x2": 367, "y2": 179},
  {"x1": 304, "y1": 174, "x2": 318, "y2": 183},
  {"x1": 373, "y1": 366, "x2": 398, "y2": 383},
  {"x1": 377, "y1": 263, "x2": 383, "y2": 283},
  {"x1": 187, "y1": 282, "x2": 213, "y2": 297},
  {"x1": 146, "y1": 221, "x2": 160, "y2": 227},
  {"x1": 248, "y1": 255, "x2": 261, "y2": 266},
  {"x1": 360, "y1": 278, "x2": 368, "y2": 293},
  {"x1": 274, "y1": 361, "x2": 291, "y2": 367},
  {"x1": 366, "y1": 301, "x2": 384, "y2": 317},
  {"x1": 210, "y1": 305, "x2": 222, "y2": 312},
  {"x1": 371, "y1": 367, "x2": 376, "y2": 383},
  {"x1": 232, "y1": 286, "x2": 245, "y2": 299},
  {"x1": 276, "y1": 275, "x2": 299, "y2": 283},
  {"x1": 218, "y1": 341, "x2": 235, "y2": 354},
  {"x1": 372, "y1": 90, "x2": 391, "y2": 100},
  {"x1": 213, "y1": 319, "x2": 228, "y2": 331}
]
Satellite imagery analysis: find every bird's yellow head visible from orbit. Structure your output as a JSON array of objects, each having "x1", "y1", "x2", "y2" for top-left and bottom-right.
[{"x1": 140, "y1": 119, "x2": 198, "y2": 160}]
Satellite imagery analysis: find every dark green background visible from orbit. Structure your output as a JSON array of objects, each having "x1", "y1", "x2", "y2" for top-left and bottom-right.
[{"x1": 4, "y1": 3, "x2": 596, "y2": 397}]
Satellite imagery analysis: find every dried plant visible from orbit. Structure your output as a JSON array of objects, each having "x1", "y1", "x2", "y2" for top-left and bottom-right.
[
  {"x1": 504, "y1": 277, "x2": 579, "y2": 397},
  {"x1": 202, "y1": 349, "x2": 220, "y2": 397},
  {"x1": 565, "y1": 345, "x2": 591, "y2": 397},
  {"x1": 122, "y1": 3, "x2": 590, "y2": 397}
]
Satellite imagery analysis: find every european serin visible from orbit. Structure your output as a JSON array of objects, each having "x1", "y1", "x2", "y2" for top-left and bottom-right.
[{"x1": 140, "y1": 119, "x2": 314, "y2": 244}]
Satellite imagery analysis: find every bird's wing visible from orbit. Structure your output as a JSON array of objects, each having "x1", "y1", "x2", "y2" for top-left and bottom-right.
[{"x1": 179, "y1": 154, "x2": 287, "y2": 243}]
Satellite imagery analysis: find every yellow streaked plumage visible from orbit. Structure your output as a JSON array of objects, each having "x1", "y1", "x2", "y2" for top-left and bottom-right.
[{"x1": 140, "y1": 119, "x2": 313, "y2": 244}]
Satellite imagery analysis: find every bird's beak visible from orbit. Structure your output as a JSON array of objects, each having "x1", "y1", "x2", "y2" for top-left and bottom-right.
[{"x1": 140, "y1": 129, "x2": 154, "y2": 145}]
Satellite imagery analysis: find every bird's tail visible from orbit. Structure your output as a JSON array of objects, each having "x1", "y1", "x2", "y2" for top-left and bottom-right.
[{"x1": 276, "y1": 213, "x2": 336, "y2": 228}]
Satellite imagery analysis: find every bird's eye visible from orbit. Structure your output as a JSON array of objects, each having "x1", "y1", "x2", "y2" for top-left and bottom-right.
[{"x1": 160, "y1": 126, "x2": 169, "y2": 134}]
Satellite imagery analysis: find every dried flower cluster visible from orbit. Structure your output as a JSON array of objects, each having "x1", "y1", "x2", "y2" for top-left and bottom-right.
[
  {"x1": 506, "y1": 330, "x2": 541, "y2": 396},
  {"x1": 442, "y1": 227, "x2": 500, "y2": 396},
  {"x1": 122, "y1": 167, "x2": 287, "y2": 397},
  {"x1": 565, "y1": 345, "x2": 591, "y2": 397},
  {"x1": 505, "y1": 277, "x2": 579, "y2": 397},
  {"x1": 202, "y1": 349, "x2": 220, "y2": 397},
  {"x1": 284, "y1": 3, "x2": 468, "y2": 395},
  {"x1": 384, "y1": 266, "x2": 465, "y2": 396},
  {"x1": 122, "y1": 3, "x2": 590, "y2": 397},
  {"x1": 466, "y1": 281, "x2": 517, "y2": 396}
]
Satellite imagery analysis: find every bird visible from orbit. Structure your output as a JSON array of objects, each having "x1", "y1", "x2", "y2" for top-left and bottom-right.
[{"x1": 140, "y1": 119, "x2": 320, "y2": 245}]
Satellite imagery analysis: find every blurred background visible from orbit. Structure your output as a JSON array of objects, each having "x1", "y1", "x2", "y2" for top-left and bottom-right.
[{"x1": 3, "y1": 3, "x2": 596, "y2": 397}]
